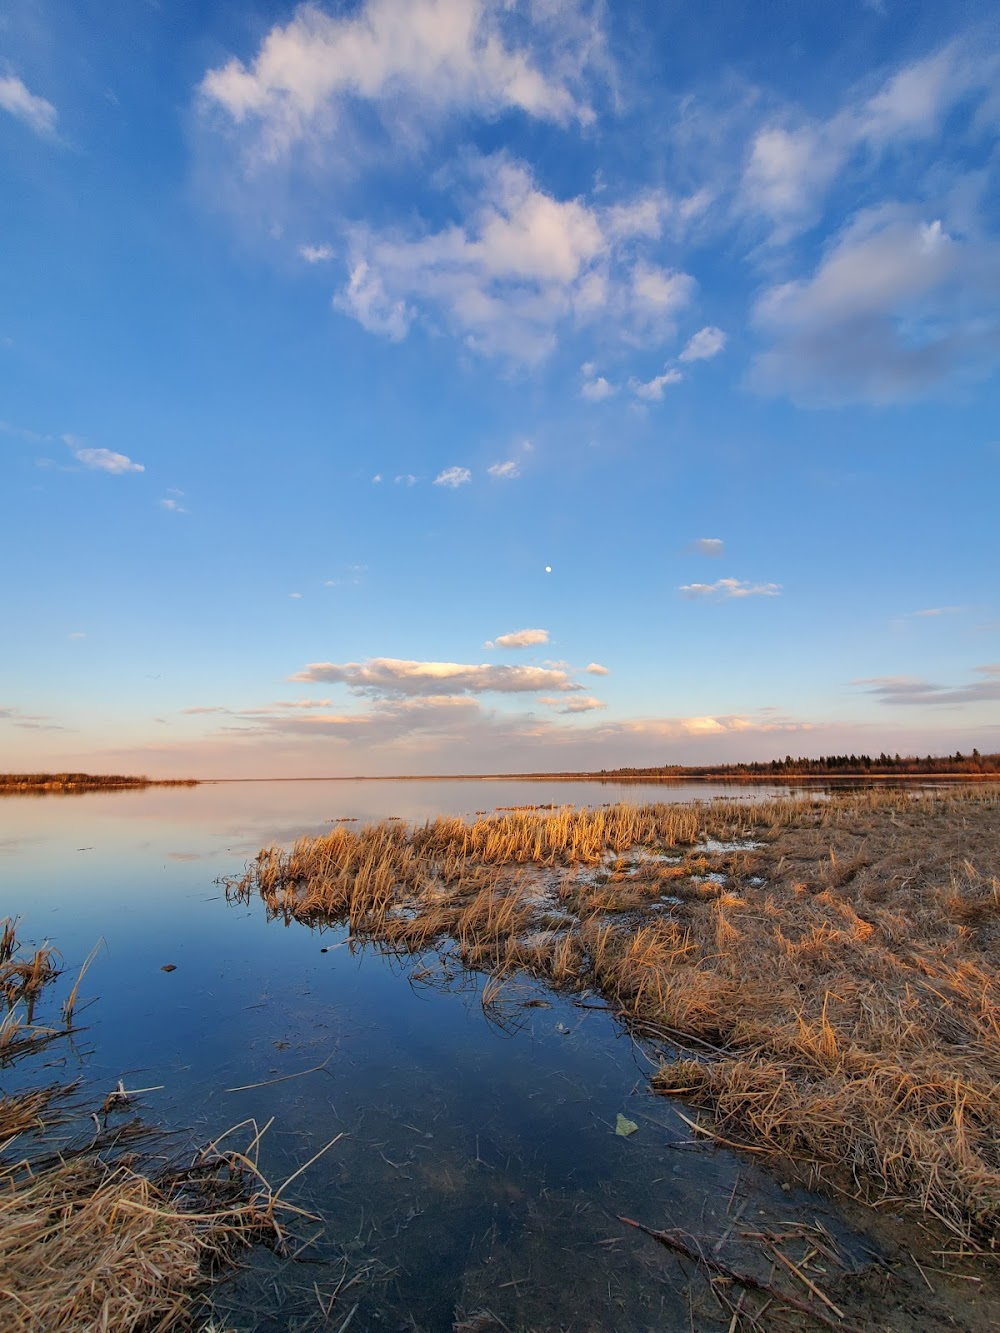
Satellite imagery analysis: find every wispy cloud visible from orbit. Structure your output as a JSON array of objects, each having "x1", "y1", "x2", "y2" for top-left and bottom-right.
[
  {"x1": 0, "y1": 704, "x2": 66, "y2": 731},
  {"x1": 629, "y1": 367, "x2": 682, "y2": 401},
  {"x1": 581, "y1": 375, "x2": 616, "y2": 401},
  {"x1": 183, "y1": 698, "x2": 334, "y2": 716},
  {"x1": 63, "y1": 435, "x2": 144, "y2": 474},
  {"x1": 434, "y1": 465, "x2": 471, "y2": 488},
  {"x1": 679, "y1": 326, "x2": 726, "y2": 362},
  {"x1": 290, "y1": 656, "x2": 582, "y2": 696},
  {"x1": 299, "y1": 242, "x2": 334, "y2": 263},
  {"x1": 585, "y1": 662, "x2": 609, "y2": 675},
  {"x1": 855, "y1": 664, "x2": 1000, "y2": 706},
  {"x1": 487, "y1": 459, "x2": 520, "y2": 479},
  {"x1": 199, "y1": 0, "x2": 597, "y2": 164},
  {"x1": 0, "y1": 419, "x2": 49, "y2": 443},
  {"x1": 689, "y1": 537, "x2": 724, "y2": 557},
  {"x1": 739, "y1": 41, "x2": 999, "y2": 237},
  {"x1": 0, "y1": 73, "x2": 57, "y2": 137},
  {"x1": 679, "y1": 578, "x2": 781, "y2": 599},
  {"x1": 493, "y1": 628, "x2": 549, "y2": 648},
  {"x1": 160, "y1": 495, "x2": 187, "y2": 513},
  {"x1": 540, "y1": 694, "x2": 606, "y2": 713}
]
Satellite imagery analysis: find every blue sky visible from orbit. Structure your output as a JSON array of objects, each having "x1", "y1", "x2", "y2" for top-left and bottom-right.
[{"x1": 2, "y1": 0, "x2": 998, "y2": 777}]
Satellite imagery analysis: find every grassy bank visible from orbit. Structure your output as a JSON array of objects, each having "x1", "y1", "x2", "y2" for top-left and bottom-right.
[{"x1": 228, "y1": 787, "x2": 1000, "y2": 1257}]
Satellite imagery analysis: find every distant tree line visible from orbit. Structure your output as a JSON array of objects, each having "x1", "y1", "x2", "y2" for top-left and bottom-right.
[
  {"x1": 600, "y1": 750, "x2": 1000, "y2": 779},
  {"x1": 0, "y1": 773, "x2": 198, "y2": 792}
]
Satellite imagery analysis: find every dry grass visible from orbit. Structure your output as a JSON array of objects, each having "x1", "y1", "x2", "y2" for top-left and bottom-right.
[
  {"x1": 230, "y1": 787, "x2": 1000, "y2": 1252},
  {"x1": 1, "y1": 1145, "x2": 280, "y2": 1332},
  {"x1": 0, "y1": 921, "x2": 320, "y2": 1332},
  {"x1": 0, "y1": 919, "x2": 65, "y2": 1063}
]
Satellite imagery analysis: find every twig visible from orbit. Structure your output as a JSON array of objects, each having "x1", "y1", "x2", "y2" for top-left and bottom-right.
[
  {"x1": 768, "y1": 1244, "x2": 845, "y2": 1319},
  {"x1": 63, "y1": 937, "x2": 106, "y2": 1025},
  {"x1": 225, "y1": 1054, "x2": 333, "y2": 1092},
  {"x1": 616, "y1": 1216, "x2": 850, "y2": 1330},
  {"x1": 670, "y1": 1108, "x2": 769, "y2": 1154},
  {"x1": 335, "y1": 1302, "x2": 359, "y2": 1333},
  {"x1": 271, "y1": 1132, "x2": 346, "y2": 1207}
]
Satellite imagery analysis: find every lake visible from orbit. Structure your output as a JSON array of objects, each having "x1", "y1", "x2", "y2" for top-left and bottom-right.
[{"x1": 1, "y1": 779, "x2": 902, "y2": 1330}]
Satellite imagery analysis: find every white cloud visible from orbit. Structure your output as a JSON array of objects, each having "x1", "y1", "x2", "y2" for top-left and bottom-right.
[
  {"x1": 749, "y1": 205, "x2": 1000, "y2": 404},
  {"x1": 395, "y1": 473, "x2": 419, "y2": 485},
  {"x1": 742, "y1": 124, "x2": 843, "y2": 232},
  {"x1": 160, "y1": 493, "x2": 187, "y2": 512},
  {"x1": 68, "y1": 632, "x2": 86, "y2": 640},
  {"x1": 689, "y1": 537, "x2": 724, "y2": 557},
  {"x1": 64, "y1": 436, "x2": 144, "y2": 474},
  {"x1": 584, "y1": 662, "x2": 609, "y2": 675},
  {"x1": 289, "y1": 592, "x2": 303, "y2": 598},
  {"x1": 539, "y1": 694, "x2": 606, "y2": 713},
  {"x1": 335, "y1": 159, "x2": 696, "y2": 361},
  {"x1": 336, "y1": 260, "x2": 411, "y2": 340},
  {"x1": 290, "y1": 656, "x2": 582, "y2": 695},
  {"x1": 581, "y1": 375, "x2": 615, "y2": 401},
  {"x1": 679, "y1": 578, "x2": 781, "y2": 599},
  {"x1": 679, "y1": 326, "x2": 726, "y2": 362},
  {"x1": 630, "y1": 262, "x2": 695, "y2": 319},
  {"x1": 199, "y1": 0, "x2": 596, "y2": 163},
  {"x1": 629, "y1": 367, "x2": 682, "y2": 401},
  {"x1": 372, "y1": 473, "x2": 382, "y2": 483},
  {"x1": 434, "y1": 465, "x2": 471, "y2": 488},
  {"x1": 487, "y1": 459, "x2": 520, "y2": 479},
  {"x1": 740, "y1": 42, "x2": 1000, "y2": 234},
  {"x1": 0, "y1": 74, "x2": 57, "y2": 136},
  {"x1": 299, "y1": 242, "x2": 334, "y2": 263},
  {"x1": 494, "y1": 627, "x2": 549, "y2": 648}
]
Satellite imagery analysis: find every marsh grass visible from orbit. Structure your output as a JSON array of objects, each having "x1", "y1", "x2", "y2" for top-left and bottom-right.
[
  {"x1": 0, "y1": 921, "x2": 325, "y2": 1332},
  {"x1": 229, "y1": 788, "x2": 1000, "y2": 1254}
]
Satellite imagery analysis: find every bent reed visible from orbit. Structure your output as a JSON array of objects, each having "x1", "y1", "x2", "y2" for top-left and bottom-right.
[{"x1": 228, "y1": 787, "x2": 1000, "y2": 1253}]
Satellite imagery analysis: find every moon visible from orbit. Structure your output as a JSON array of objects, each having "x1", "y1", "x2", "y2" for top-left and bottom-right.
[{"x1": 544, "y1": 565, "x2": 552, "y2": 573}]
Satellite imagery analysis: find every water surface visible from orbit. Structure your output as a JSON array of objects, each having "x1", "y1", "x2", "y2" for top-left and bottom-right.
[{"x1": 1, "y1": 779, "x2": 898, "y2": 1330}]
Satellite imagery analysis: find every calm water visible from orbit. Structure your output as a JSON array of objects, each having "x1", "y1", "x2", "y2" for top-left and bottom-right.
[{"x1": 2, "y1": 779, "x2": 875, "y2": 1331}]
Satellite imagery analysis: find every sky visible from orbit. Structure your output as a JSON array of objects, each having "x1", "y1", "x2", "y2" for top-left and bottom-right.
[{"x1": 2, "y1": 0, "x2": 999, "y2": 778}]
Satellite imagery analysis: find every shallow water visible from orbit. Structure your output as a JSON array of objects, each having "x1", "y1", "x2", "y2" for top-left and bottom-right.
[{"x1": 0, "y1": 779, "x2": 935, "y2": 1329}]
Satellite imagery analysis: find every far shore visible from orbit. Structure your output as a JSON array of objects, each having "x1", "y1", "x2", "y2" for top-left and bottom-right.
[
  {"x1": 202, "y1": 768, "x2": 1000, "y2": 783},
  {"x1": 0, "y1": 773, "x2": 200, "y2": 794},
  {"x1": 5, "y1": 763, "x2": 1000, "y2": 792}
]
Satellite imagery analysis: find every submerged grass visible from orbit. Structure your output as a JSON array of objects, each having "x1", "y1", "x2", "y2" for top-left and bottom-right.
[
  {"x1": 229, "y1": 787, "x2": 1000, "y2": 1255},
  {"x1": 0, "y1": 921, "x2": 317, "y2": 1332}
]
